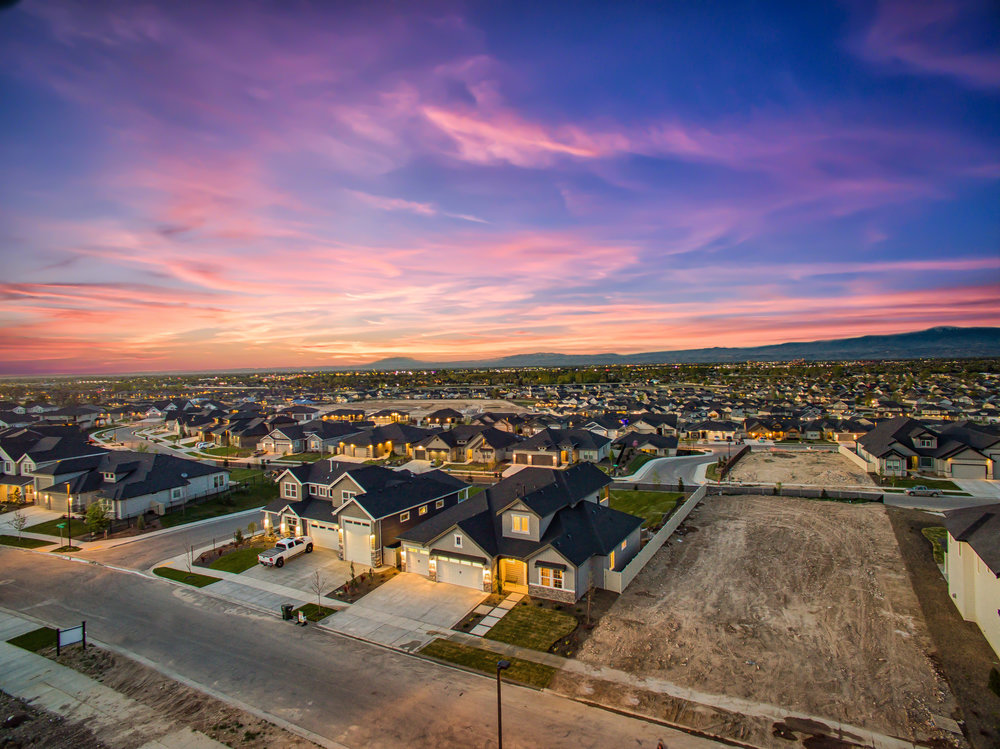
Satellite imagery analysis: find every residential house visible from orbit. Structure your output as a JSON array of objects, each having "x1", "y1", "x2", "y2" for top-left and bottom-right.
[
  {"x1": 857, "y1": 417, "x2": 997, "y2": 479},
  {"x1": 397, "y1": 463, "x2": 642, "y2": 601},
  {"x1": 511, "y1": 428, "x2": 612, "y2": 467},
  {"x1": 943, "y1": 504, "x2": 1000, "y2": 658}
]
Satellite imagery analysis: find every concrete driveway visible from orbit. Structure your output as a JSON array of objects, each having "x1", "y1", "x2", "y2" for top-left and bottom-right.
[
  {"x1": 239, "y1": 548, "x2": 356, "y2": 591},
  {"x1": 323, "y1": 573, "x2": 485, "y2": 650}
]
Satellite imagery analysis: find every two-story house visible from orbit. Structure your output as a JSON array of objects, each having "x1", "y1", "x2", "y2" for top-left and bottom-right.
[{"x1": 397, "y1": 463, "x2": 642, "y2": 602}]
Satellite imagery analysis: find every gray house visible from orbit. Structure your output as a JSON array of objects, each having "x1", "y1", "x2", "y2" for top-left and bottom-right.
[{"x1": 397, "y1": 463, "x2": 642, "y2": 602}]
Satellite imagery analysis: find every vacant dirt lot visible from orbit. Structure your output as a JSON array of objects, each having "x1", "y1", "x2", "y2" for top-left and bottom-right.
[
  {"x1": 729, "y1": 450, "x2": 874, "y2": 486},
  {"x1": 574, "y1": 495, "x2": 959, "y2": 744}
]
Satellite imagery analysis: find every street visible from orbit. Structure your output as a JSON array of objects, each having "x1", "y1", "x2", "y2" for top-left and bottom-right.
[{"x1": 0, "y1": 549, "x2": 723, "y2": 749}]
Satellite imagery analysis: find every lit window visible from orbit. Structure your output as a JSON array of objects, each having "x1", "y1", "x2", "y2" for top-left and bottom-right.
[
  {"x1": 454, "y1": 534, "x2": 462, "y2": 548},
  {"x1": 435, "y1": 499, "x2": 444, "y2": 509},
  {"x1": 621, "y1": 539, "x2": 627, "y2": 550},
  {"x1": 609, "y1": 550, "x2": 616, "y2": 569},
  {"x1": 540, "y1": 568, "x2": 563, "y2": 589},
  {"x1": 419, "y1": 505, "x2": 428, "y2": 515},
  {"x1": 511, "y1": 514, "x2": 530, "y2": 534},
  {"x1": 400, "y1": 511, "x2": 410, "y2": 522}
]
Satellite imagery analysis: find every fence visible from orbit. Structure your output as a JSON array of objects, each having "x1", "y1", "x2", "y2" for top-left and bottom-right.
[
  {"x1": 838, "y1": 443, "x2": 875, "y2": 473},
  {"x1": 718, "y1": 444, "x2": 751, "y2": 479},
  {"x1": 603, "y1": 485, "x2": 707, "y2": 594}
]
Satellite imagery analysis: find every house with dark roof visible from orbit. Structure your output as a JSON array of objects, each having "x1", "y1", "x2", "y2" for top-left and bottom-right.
[
  {"x1": 263, "y1": 459, "x2": 470, "y2": 567},
  {"x1": 397, "y1": 463, "x2": 641, "y2": 602},
  {"x1": 511, "y1": 428, "x2": 612, "y2": 467},
  {"x1": 857, "y1": 417, "x2": 998, "y2": 479},
  {"x1": 35, "y1": 450, "x2": 228, "y2": 519},
  {"x1": 943, "y1": 503, "x2": 1000, "y2": 658},
  {"x1": 0, "y1": 426, "x2": 107, "y2": 502}
]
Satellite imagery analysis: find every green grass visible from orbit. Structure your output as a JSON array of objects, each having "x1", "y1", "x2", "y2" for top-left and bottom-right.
[
  {"x1": 25, "y1": 517, "x2": 80, "y2": 537},
  {"x1": 625, "y1": 452, "x2": 657, "y2": 474},
  {"x1": 229, "y1": 467, "x2": 266, "y2": 482},
  {"x1": 485, "y1": 604, "x2": 577, "y2": 652},
  {"x1": 8, "y1": 627, "x2": 57, "y2": 652},
  {"x1": 882, "y1": 476, "x2": 962, "y2": 491},
  {"x1": 153, "y1": 567, "x2": 220, "y2": 587},
  {"x1": 201, "y1": 446, "x2": 253, "y2": 458},
  {"x1": 443, "y1": 462, "x2": 491, "y2": 471},
  {"x1": 284, "y1": 452, "x2": 326, "y2": 462},
  {"x1": 208, "y1": 546, "x2": 264, "y2": 573},
  {"x1": 705, "y1": 463, "x2": 721, "y2": 481},
  {"x1": 0, "y1": 535, "x2": 52, "y2": 548},
  {"x1": 293, "y1": 602, "x2": 339, "y2": 621},
  {"x1": 420, "y1": 639, "x2": 556, "y2": 688},
  {"x1": 49, "y1": 546, "x2": 82, "y2": 553},
  {"x1": 608, "y1": 490, "x2": 684, "y2": 528},
  {"x1": 158, "y1": 484, "x2": 276, "y2": 528},
  {"x1": 468, "y1": 485, "x2": 487, "y2": 497},
  {"x1": 921, "y1": 527, "x2": 948, "y2": 565}
]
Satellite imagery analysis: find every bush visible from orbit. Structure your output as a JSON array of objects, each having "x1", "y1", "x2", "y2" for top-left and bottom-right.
[{"x1": 136, "y1": 514, "x2": 146, "y2": 531}]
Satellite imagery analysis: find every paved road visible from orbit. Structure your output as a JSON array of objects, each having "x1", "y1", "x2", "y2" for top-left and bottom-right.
[
  {"x1": 883, "y1": 494, "x2": 999, "y2": 512},
  {"x1": 0, "y1": 550, "x2": 722, "y2": 749},
  {"x1": 618, "y1": 452, "x2": 720, "y2": 486},
  {"x1": 79, "y1": 512, "x2": 261, "y2": 571}
]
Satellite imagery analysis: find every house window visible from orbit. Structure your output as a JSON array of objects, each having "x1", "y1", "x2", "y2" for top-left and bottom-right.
[
  {"x1": 454, "y1": 533, "x2": 462, "y2": 548},
  {"x1": 621, "y1": 539, "x2": 627, "y2": 551},
  {"x1": 283, "y1": 483, "x2": 297, "y2": 498},
  {"x1": 400, "y1": 511, "x2": 410, "y2": 522},
  {"x1": 3, "y1": 461, "x2": 12, "y2": 473},
  {"x1": 171, "y1": 488, "x2": 182, "y2": 500},
  {"x1": 435, "y1": 499, "x2": 444, "y2": 509},
  {"x1": 319, "y1": 486, "x2": 328, "y2": 497},
  {"x1": 342, "y1": 490, "x2": 356, "y2": 500},
  {"x1": 511, "y1": 514, "x2": 530, "y2": 534},
  {"x1": 609, "y1": 550, "x2": 616, "y2": 569},
  {"x1": 539, "y1": 567, "x2": 563, "y2": 589},
  {"x1": 309, "y1": 485, "x2": 318, "y2": 495},
  {"x1": 418, "y1": 505, "x2": 428, "y2": 516}
]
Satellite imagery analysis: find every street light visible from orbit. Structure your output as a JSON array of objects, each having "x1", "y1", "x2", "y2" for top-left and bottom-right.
[{"x1": 496, "y1": 659, "x2": 511, "y2": 749}]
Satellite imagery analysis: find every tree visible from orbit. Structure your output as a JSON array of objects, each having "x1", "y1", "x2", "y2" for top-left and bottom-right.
[
  {"x1": 6, "y1": 509, "x2": 27, "y2": 539},
  {"x1": 246, "y1": 521, "x2": 257, "y2": 536},
  {"x1": 85, "y1": 501, "x2": 110, "y2": 536},
  {"x1": 233, "y1": 528, "x2": 244, "y2": 548},
  {"x1": 310, "y1": 569, "x2": 327, "y2": 614},
  {"x1": 9, "y1": 487, "x2": 21, "y2": 505}
]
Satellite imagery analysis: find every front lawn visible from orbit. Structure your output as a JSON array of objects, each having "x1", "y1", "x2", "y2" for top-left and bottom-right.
[
  {"x1": 158, "y1": 483, "x2": 277, "y2": 528},
  {"x1": 208, "y1": 546, "x2": 263, "y2": 574},
  {"x1": 153, "y1": 567, "x2": 220, "y2": 587},
  {"x1": 420, "y1": 639, "x2": 556, "y2": 689},
  {"x1": 921, "y1": 527, "x2": 948, "y2": 565},
  {"x1": 8, "y1": 626, "x2": 57, "y2": 652},
  {"x1": 0, "y1": 535, "x2": 52, "y2": 549},
  {"x1": 201, "y1": 446, "x2": 253, "y2": 458},
  {"x1": 625, "y1": 453, "x2": 657, "y2": 475},
  {"x1": 229, "y1": 467, "x2": 266, "y2": 482},
  {"x1": 284, "y1": 452, "x2": 326, "y2": 462},
  {"x1": 25, "y1": 517, "x2": 82, "y2": 538},
  {"x1": 485, "y1": 604, "x2": 578, "y2": 652},
  {"x1": 293, "y1": 602, "x2": 339, "y2": 621},
  {"x1": 882, "y1": 476, "x2": 962, "y2": 491},
  {"x1": 608, "y1": 490, "x2": 684, "y2": 529}
]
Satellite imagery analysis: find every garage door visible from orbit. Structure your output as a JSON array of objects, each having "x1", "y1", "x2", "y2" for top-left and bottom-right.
[
  {"x1": 952, "y1": 463, "x2": 987, "y2": 479},
  {"x1": 436, "y1": 558, "x2": 483, "y2": 589},
  {"x1": 343, "y1": 519, "x2": 371, "y2": 564},
  {"x1": 307, "y1": 521, "x2": 339, "y2": 551}
]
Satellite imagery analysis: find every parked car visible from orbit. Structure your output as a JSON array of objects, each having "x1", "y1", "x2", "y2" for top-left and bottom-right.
[
  {"x1": 905, "y1": 485, "x2": 940, "y2": 496},
  {"x1": 195, "y1": 441, "x2": 215, "y2": 449},
  {"x1": 258, "y1": 535, "x2": 313, "y2": 568}
]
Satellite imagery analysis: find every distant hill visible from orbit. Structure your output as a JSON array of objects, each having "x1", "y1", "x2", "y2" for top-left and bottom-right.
[{"x1": 358, "y1": 326, "x2": 1000, "y2": 370}]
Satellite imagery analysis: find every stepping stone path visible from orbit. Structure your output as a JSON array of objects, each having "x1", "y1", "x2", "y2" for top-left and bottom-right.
[{"x1": 469, "y1": 592, "x2": 523, "y2": 637}]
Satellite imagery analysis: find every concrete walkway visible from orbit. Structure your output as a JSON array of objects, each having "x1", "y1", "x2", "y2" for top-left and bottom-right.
[
  {"x1": 0, "y1": 612, "x2": 225, "y2": 748},
  {"x1": 444, "y1": 633, "x2": 922, "y2": 749},
  {"x1": 469, "y1": 592, "x2": 523, "y2": 636}
]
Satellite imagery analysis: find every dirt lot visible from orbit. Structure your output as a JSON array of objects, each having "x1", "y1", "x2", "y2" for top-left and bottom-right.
[
  {"x1": 729, "y1": 450, "x2": 874, "y2": 486},
  {"x1": 573, "y1": 495, "x2": 959, "y2": 745},
  {"x1": 42, "y1": 645, "x2": 318, "y2": 749},
  {"x1": 0, "y1": 689, "x2": 106, "y2": 748}
]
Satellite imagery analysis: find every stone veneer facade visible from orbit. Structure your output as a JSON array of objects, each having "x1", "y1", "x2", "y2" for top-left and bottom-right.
[{"x1": 528, "y1": 583, "x2": 576, "y2": 603}]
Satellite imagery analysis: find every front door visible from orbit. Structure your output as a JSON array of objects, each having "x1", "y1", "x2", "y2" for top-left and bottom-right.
[{"x1": 501, "y1": 559, "x2": 527, "y2": 592}]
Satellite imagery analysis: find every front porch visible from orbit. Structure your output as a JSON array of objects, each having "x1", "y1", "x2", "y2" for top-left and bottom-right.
[{"x1": 499, "y1": 558, "x2": 528, "y2": 595}]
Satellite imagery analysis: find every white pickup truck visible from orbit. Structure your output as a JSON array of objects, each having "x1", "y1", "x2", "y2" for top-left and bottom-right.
[{"x1": 258, "y1": 536, "x2": 313, "y2": 568}]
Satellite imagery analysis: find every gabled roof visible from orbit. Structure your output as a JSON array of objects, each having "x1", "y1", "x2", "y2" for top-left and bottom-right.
[
  {"x1": 944, "y1": 503, "x2": 1000, "y2": 577},
  {"x1": 337, "y1": 470, "x2": 468, "y2": 520}
]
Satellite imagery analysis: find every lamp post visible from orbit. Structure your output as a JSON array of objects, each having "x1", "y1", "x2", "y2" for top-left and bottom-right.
[
  {"x1": 66, "y1": 491, "x2": 72, "y2": 550},
  {"x1": 496, "y1": 659, "x2": 510, "y2": 749}
]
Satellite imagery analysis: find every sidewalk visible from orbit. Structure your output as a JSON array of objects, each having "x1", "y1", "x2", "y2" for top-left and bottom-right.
[
  {"x1": 443, "y1": 632, "x2": 920, "y2": 749},
  {"x1": 0, "y1": 612, "x2": 225, "y2": 748}
]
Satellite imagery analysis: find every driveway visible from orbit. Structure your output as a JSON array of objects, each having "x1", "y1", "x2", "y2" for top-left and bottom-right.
[
  {"x1": 323, "y1": 573, "x2": 485, "y2": 650},
  {"x1": 240, "y1": 548, "x2": 356, "y2": 591}
]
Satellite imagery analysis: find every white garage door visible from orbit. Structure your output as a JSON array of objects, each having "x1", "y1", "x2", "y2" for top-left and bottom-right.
[
  {"x1": 307, "y1": 521, "x2": 339, "y2": 551},
  {"x1": 952, "y1": 463, "x2": 986, "y2": 479},
  {"x1": 436, "y1": 558, "x2": 483, "y2": 589},
  {"x1": 343, "y1": 519, "x2": 371, "y2": 564}
]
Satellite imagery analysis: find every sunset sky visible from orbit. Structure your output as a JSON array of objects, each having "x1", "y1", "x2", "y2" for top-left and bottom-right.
[{"x1": 1, "y1": 1, "x2": 998, "y2": 374}]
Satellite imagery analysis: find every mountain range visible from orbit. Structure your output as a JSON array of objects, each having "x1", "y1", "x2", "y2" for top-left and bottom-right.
[{"x1": 356, "y1": 326, "x2": 1000, "y2": 370}]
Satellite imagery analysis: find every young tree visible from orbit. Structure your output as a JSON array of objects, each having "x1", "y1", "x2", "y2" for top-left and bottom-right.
[
  {"x1": 310, "y1": 569, "x2": 327, "y2": 615},
  {"x1": 233, "y1": 528, "x2": 244, "y2": 548},
  {"x1": 7, "y1": 509, "x2": 27, "y2": 539},
  {"x1": 85, "y1": 501, "x2": 110, "y2": 536},
  {"x1": 10, "y1": 487, "x2": 21, "y2": 505},
  {"x1": 246, "y1": 521, "x2": 258, "y2": 537}
]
